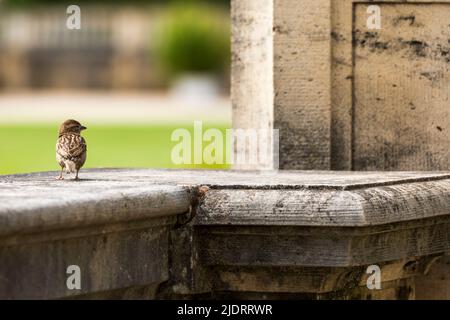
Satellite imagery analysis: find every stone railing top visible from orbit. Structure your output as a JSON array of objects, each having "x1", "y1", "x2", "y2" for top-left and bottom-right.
[
  {"x1": 0, "y1": 169, "x2": 449, "y2": 236},
  {"x1": 0, "y1": 170, "x2": 192, "y2": 237},
  {"x1": 3, "y1": 168, "x2": 448, "y2": 188}
]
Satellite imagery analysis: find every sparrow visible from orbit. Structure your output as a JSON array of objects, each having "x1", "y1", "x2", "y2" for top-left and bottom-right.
[{"x1": 56, "y1": 119, "x2": 87, "y2": 180}]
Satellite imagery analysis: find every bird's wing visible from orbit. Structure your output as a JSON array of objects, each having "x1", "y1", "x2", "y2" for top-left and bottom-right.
[{"x1": 57, "y1": 134, "x2": 86, "y2": 160}]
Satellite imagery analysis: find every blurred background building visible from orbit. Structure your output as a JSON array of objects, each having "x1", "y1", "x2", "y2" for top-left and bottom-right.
[
  {"x1": 0, "y1": 0, "x2": 231, "y2": 174},
  {"x1": 0, "y1": 6, "x2": 158, "y2": 89},
  {"x1": 0, "y1": 0, "x2": 230, "y2": 91}
]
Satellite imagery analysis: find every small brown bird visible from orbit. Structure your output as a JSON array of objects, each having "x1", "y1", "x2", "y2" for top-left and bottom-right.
[{"x1": 56, "y1": 119, "x2": 87, "y2": 180}]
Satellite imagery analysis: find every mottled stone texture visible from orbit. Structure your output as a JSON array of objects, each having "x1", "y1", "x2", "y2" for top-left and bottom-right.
[
  {"x1": 231, "y1": 0, "x2": 274, "y2": 170},
  {"x1": 232, "y1": 0, "x2": 449, "y2": 171},
  {"x1": 0, "y1": 169, "x2": 449, "y2": 299},
  {"x1": 2, "y1": 0, "x2": 450, "y2": 301},
  {"x1": 231, "y1": 0, "x2": 450, "y2": 299},
  {"x1": 415, "y1": 255, "x2": 450, "y2": 300},
  {"x1": 273, "y1": 0, "x2": 332, "y2": 170},
  {"x1": 0, "y1": 172, "x2": 191, "y2": 299},
  {"x1": 231, "y1": 0, "x2": 332, "y2": 170},
  {"x1": 352, "y1": 3, "x2": 450, "y2": 171}
]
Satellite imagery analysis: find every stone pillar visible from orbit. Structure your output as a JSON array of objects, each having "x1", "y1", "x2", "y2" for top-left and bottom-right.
[{"x1": 231, "y1": 0, "x2": 275, "y2": 170}]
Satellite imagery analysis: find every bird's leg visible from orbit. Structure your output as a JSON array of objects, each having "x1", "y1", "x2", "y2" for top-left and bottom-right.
[
  {"x1": 74, "y1": 170, "x2": 79, "y2": 180},
  {"x1": 57, "y1": 168, "x2": 64, "y2": 180}
]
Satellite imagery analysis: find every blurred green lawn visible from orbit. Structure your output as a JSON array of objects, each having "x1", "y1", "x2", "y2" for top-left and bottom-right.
[{"x1": 0, "y1": 123, "x2": 230, "y2": 175}]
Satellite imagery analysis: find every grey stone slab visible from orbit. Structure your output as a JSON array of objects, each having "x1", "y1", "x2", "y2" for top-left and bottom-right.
[
  {"x1": 196, "y1": 179, "x2": 450, "y2": 226},
  {"x1": 1, "y1": 169, "x2": 449, "y2": 234},
  {"x1": 1, "y1": 169, "x2": 449, "y2": 299}
]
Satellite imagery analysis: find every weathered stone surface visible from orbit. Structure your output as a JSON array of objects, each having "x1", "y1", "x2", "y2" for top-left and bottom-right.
[
  {"x1": 0, "y1": 218, "x2": 174, "y2": 299},
  {"x1": 231, "y1": 0, "x2": 275, "y2": 170},
  {"x1": 0, "y1": 175, "x2": 190, "y2": 237},
  {"x1": 273, "y1": 0, "x2": 332, "y2": 170},
  {"x1": 197, "y1": 222, "x2": 450, "y2": 267},
  {"x1": 415, "y1": 254, "x2": 450, "y2": 299},
  {"x1": 206, "y1": 259, "x2": 428, "y2": 299},
  {"x1": 352, "y1": 3, "x2": 450, "y2": 170},
  {"x1": 230, "y1": 0, "x2": 450, "y2": 300},
  {"x1": 0, "y1": 169, "x2": 449, "y2": 299},
  {"x1": 196, "y1": 180, "x2": 450, "y2": 226},
  {"x1": 0, "y1": 170, "x2": 192, "y2": 299},
  {"x1": 233, "y1": 0, "x2": 450, "y2": 171}
]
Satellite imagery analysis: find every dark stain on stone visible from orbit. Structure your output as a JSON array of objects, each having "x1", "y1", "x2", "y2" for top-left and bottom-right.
[
  {"x1": 353, "y1": 31, "x2": 387, "y2": 51},
  {"x1": 352, "y1": 30, "x2": 450, "y2": 62},
  {"x1": 403, "y1": 260, "x2": 419, "y2": 272},
  {"x1": 420, "y1": 71, "x2": 442, "y2": 83},
  {"x1": 436, "y1": 126, "x2": 443, "y2": 132},
  {"x1": 354, "y1": 141, "x2": 423, "y2": 171},
  {"x1": 331, "y1": 31, "x2": 346, "y2": 42},
  {"x1": 397, "y1": 285, "x2": 414, "y2": 300},
  {"x1": 406, "y1": 40, "x2": 429, "y2": 57},
  {"x1": 274, "y1": 200, "x2": 284, "y2": 209},
  {"x1": 273, "y1": 25, "x2": 289, "y2": 35},
  {"x1": 275, "y1": 120, "x2": 330, "y2": 170},
  {"x1": 436, "y1": 44, "x2": 450, "y2": 63},
  {"x1": 420, "y1": 71, "x2": 444, "y2": 87},
  {"x1": 333, "y1": 57, "x2": 352, "y2": 67},
  {"x1": 393, "y1": 15, "x2": 416, "y2": 26}
]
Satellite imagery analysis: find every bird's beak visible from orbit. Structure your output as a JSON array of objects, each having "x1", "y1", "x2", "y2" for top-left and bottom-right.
[{"x1": 81, "y1": 126, "x2": 87, "y2": 130}]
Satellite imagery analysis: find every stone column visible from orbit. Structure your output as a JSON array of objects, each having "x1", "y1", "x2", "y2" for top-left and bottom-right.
[{"x1": 231, "y1": 0, "x2": 275, "y2": 170}]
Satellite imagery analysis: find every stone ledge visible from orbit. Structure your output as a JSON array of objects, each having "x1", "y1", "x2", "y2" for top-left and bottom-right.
[
  {"x1": 1, "y1": 169, "x2": 448, "y2": 234},
  {"x1": 196, "y1": 180, "x2": 450, "y2": 227},
  {"x1": 0, "y1": 179, "x2": 191, "y2": 238},
  {"x1": 0, "y1": 169, "x2": 449, "y2": 299}
]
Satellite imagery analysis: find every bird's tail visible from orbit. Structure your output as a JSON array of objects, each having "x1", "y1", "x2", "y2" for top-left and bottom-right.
[{"x1": 64, "y1": 160, "x2": 77, "y2": 174}]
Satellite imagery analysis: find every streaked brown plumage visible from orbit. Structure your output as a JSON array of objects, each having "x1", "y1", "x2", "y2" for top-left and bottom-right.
[{"x1": 56, "y1": 119, "x2": 87, "y2": 180}]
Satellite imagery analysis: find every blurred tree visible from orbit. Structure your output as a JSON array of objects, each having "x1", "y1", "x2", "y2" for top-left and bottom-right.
[{"x1": 154, "y1": 2, "x2": 230, "y2": 78}]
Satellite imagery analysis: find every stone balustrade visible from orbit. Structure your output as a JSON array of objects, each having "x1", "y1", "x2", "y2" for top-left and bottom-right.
[{"x1": 1, "y1": 169, "x2": 449, "y2": 299}]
